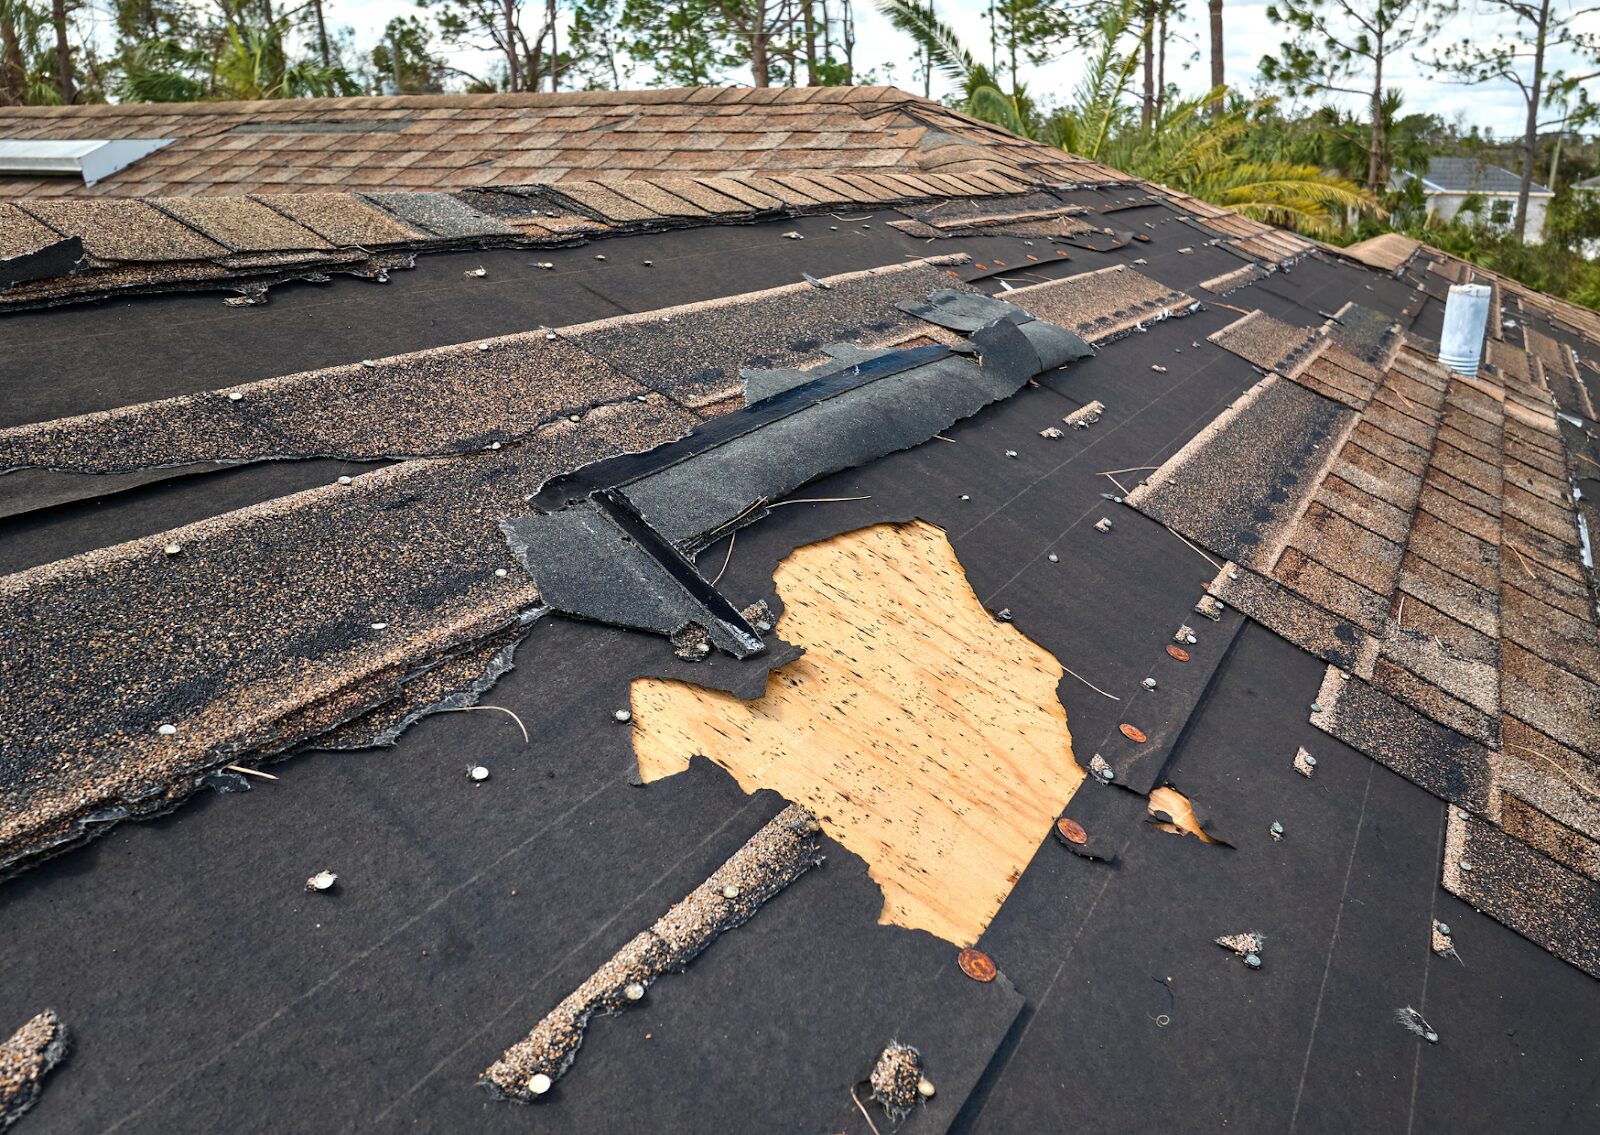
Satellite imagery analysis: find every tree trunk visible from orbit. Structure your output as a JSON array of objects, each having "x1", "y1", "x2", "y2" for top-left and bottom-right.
[
  {"x1": 1141, "y1": 0, "x2": 1155, "y2": 128},
  {"x1": 504, "y1": 0, "x2": 521, "y2": 90},
  {"x1": 1, "y1": 15, "x2": 26, "y2": 106},
  {"x1": 1208, "y1": 0, "x2": 1223, "y2": 117},
  {"x1": 751, "y1": 2, "x2": 770, "y2": 88},
  {"x1": 312, "y1": 0, "x2": 331, "y2": 67},
  {"x1": 1366, "y1": 38, "x2": 1384, "y2": 193},
  {"x1": 1156, "y1": 7, "x2": 1167, "y2": 118},
  {"x1": 803, "y1": 0, "x2": 818, "y2": 84},
  {"x1": 1516, "y1": 0, "x2": 1552, "y2": 240},
  {"x1": 52, "y1": 0, "x2": 75, "y2": 104},
  {"x1": 549, "y1": 0, "x2": 558, "y2": 91},
  {"x1": 842, "y1": 0, "x2": 854, "y2": 83}
]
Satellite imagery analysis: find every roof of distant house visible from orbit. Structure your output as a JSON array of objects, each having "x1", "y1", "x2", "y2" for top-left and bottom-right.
[{"x1": 1403, "y1": 156, "x2": 1551, "y2": 195}]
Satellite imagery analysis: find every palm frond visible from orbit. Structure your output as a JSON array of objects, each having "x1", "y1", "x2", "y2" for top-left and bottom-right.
[{"x1": 869, "y1": 0, "x2": 978, "y2": 85}]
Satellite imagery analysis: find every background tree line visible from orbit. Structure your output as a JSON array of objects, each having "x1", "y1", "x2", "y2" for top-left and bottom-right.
[{"x1": 1, "y1": 0, "x2": 1597, "y2": 306}]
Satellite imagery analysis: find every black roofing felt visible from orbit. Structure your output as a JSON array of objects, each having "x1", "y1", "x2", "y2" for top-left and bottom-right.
[{"x1": 2, "y1": 194, "x2": 1599, "y2": 1134}]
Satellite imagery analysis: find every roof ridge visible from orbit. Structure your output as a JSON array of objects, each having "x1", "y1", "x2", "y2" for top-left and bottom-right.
[{"x1": 0, "y1": 85, "x2": 916, "y2": 118}]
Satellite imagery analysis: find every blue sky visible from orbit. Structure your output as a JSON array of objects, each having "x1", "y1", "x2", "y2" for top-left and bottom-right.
[{"x1": 296, "y1": 1, "x2": 1600, "y2": 139}]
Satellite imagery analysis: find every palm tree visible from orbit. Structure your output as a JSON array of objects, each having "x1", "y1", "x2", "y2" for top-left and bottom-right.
[
  {"x1": 875, "y1": 0, "x2": 1371, "y2": 235},
  {"x1": 871, "y1": 0, "x2": 1032, "y2": 136},
  {"x1": 115, "y1": 8, "x2": 358, "y2": 102}
]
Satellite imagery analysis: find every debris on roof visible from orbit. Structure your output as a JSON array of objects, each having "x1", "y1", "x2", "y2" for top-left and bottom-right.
[{"x1": 0, "y1": 1010, "x2": 66, "y2": 1131}]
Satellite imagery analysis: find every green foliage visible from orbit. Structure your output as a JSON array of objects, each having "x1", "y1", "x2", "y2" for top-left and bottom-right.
[
  {"x1": 371, "y1": 15, "x2": 449, "y2": 94},
  {"x1": 105, "y1": 0, "x2": 358, "y2": 102}
]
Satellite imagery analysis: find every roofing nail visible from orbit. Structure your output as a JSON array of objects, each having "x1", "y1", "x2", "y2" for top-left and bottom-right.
[
  {"x1": 477, "y1": 343, "x2": 490, "y2": 351},
  {"x1": 1436, "y1": 922, "x2": 1451, "y2": 937},
  {"x1": 545, "y1": 332, "x2": 557, "y2": 340},
  {"x1": 1305, "y1": 754, "x2": 1318, "y2": 766},
  {"x1": 163, "y1": 543, "x2": 182, "y2": 556},
  {"x1": 1099, "y1": 766, "x2": 1116, "y2": 780},
  {"x1": 306, "y1": 870, "x2": 337, "y2": 892},
  {"x1": 465, "y1": 266, "x2": 486, "y2": 278},
  {"x1": 594, "y1": 254, "x2": 607, "y2": 260},
  {"x1": 1151, "y1": 364, "x2": 1168, "y2": 373},
  {"x1": 1005, "y1": 449, "x2": 1018, "y2": 458},
  {"x1": 1270, "y1": 821, "x2": 1284, "y2": 840},
  {"x1": 157, "y1": 723, "x2": 178, "y2": 736},
  {"x1": 1244, "y1": 953, "x2": 1261, "y2": 968},
  {"x1": 527, "y1": 1072, "x2": 553, "y2": 1096},
  {"x1": 337, "y1": 476, "x2": 353, "y2": 485},
  {"x1": 918, "y1": 1079, "x2": 937, "y2": 1098},
  {"x1": 495, "y1": 568, "x2": 509, "y2": 578},
  {"x1": 536, "y1": 262, "x2": 554, "y2": 270},
  {"x1": 1141, "y1": 678, "x2": 1157, "y2": 691},
  {"x1": 370, "y1": 622, "x2": 387, "y2": 631},
  {"x1": 722, "y1": 884, "x2": 741, "y2": 899},
  {"x1": 227, "y1": 391, "x2": 243, "y2": 402},
  {"x1": 1047, "y1": 553, "x2": 1059, "y2": 563},
  {"x1": 624, "y1": 982, "x2": 646, "y2": 1002},
  {"x1": 361, "y1": 359, "x2": 377, "y2": 368},
  {"x1": 960, "y1": 494, "x2": 970, "y2": 500},
  {"x1": 1095, "y1": 518, "x2": 1113, "y2": 533},
  {"x1": 957, "y1": 947, "x2": 998, "y2": 982},
  {"x1": 1228, "y1": 570, "x2": 1240, "y2": 580},
  {"x1": 613, "y1": 709, "x2": 632, "y2": 724},
  {"x1": 1310, "y1": 701, "x2": 1323, "y2": 713},
  {"x1": 489, "y1": 442, "x2": 502, "y2": 450},
  {"x1": 995, "y1": 608, "x2": 1013, "y2": 621},
  {"x1": 782, "y1": 231, "x2": 804, "y2": 240},
  {"x1": 1186, "y1": 634, "x2": 1197, "y2": 644},
  {"x1": 468, "y1": 766, "x2": 490, "y2": 782},
  {"x1": 642, "y1": 260, "x2": 653, "y2": 266}
]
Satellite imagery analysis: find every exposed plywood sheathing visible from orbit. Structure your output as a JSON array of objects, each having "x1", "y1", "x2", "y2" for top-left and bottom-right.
[{"x1": 631, "y1": 520, "x2": 1083, "y2": 947}]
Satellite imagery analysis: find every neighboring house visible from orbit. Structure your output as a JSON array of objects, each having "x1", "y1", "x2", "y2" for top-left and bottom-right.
[
  {"x1": 1395, "y1": 156, "x2": 1554, "y2": 241},
  {"x1": 1, "y1": 88, "x2": 1599, "y2": 1134}
]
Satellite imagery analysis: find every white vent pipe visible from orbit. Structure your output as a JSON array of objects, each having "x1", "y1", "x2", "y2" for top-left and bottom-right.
[{"x1": 1439, "y1": 283, "x2": 1492, "y2": 375}]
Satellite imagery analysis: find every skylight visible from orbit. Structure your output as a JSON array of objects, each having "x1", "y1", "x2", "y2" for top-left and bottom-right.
[{"x1": 0, "y1": 138, "x2": 174, "y2": 186}]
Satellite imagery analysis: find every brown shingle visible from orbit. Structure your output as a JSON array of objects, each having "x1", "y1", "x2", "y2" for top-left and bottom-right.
[
  {"x1": 17, "y1": 198, "x2": 228, "y2": 262},
  {"x1": 250, "y1": 192, "x2": 426, "y2": 246}
]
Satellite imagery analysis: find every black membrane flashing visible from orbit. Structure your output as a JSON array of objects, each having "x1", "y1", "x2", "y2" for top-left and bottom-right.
[{"x1": 510, "y1": 290, "x2": 1092, "y2": 657}]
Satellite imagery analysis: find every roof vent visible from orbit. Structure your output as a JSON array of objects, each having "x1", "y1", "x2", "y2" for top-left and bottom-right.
[
  {"x1": 0, "y1": 139, "x2": 174, "y2": 186},
  {"x1": 1439, "y1": 283, "x2": 1491, "y2": 375}
]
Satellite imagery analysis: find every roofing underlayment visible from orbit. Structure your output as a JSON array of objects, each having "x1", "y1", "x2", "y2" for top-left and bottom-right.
[{"x1": 1, "y1": 87, "x2": 1597, "y2": 1133}]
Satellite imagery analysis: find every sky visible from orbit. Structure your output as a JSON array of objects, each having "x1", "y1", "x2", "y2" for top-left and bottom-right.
[{"x1": 249, "y1": 1, "x2": 1600, "y2": 139}]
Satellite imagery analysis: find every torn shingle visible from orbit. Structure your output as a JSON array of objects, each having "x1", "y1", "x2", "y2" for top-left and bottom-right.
[
  {"x1": 480, "y1": 804, "x2": 822, "y2": 1099},
  {"x1": 1127, "y1": 375, "x2": 1355, "y2": 569},
  {"x1": 562, "y1": 257, "x2": 971, "y2": 408},
  {"x1": 1209, "y1": 309, "x2": 1322, "y2": 377},
  {"x1": 0, "y1": 1010, "x2": 66, "y2": 1131},
  {"x1": 1004, "y1": 265, "x2": 1197, "y2": 343},
  {"x1": 1444, "y1": 808, "x2": 1600, "y2": 977},
  {"x1": 0, "y1": 398, "x2": 697, "y2": 878},
  {"x1": 0, "y1": 333, "x2": 653, "y2": 472}
]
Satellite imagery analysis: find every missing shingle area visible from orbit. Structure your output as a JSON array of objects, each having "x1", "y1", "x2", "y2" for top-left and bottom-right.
[{"x1": 631, "y1": 520, "x2": 1084, "y2": 947}]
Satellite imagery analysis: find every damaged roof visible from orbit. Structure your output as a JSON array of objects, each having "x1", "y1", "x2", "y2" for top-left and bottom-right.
[{"x1": 2, "y1": 86, "x2": 1598, "y2": 1134}]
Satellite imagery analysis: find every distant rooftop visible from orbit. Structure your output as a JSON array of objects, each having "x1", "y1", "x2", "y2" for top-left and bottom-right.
[{"x1": 1402, "y1": 156, "x2": 1550, "y2": 195}]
